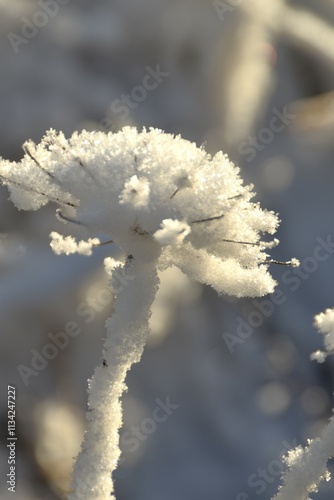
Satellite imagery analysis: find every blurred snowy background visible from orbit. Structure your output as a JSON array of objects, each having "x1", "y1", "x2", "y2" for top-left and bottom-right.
[{"x1": 1, "y1": 0, "x2": 334, "y2": 498}]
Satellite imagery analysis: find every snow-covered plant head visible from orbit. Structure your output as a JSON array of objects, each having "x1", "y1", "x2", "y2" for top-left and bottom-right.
[{"x1": 0, "y1": 127, "x2": 296, "y2": 499}]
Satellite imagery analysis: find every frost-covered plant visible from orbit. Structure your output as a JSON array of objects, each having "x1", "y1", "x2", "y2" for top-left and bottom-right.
[
  {"x1": 0, "y1": 127, "x2": 290, "y2": 499},
  {"x1": 273, "y1": 309, "x2": 334, "y2": 500},
  {"x1": 272, "y1": 416, "x2": 334, "y2": 500}
]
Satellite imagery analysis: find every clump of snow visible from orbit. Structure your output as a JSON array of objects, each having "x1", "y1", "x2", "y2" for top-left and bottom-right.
[
  {"x1": 311, "y1": 350, "x2": 327, "y2": 363},
  {"x1": 103, "y1": 256, "x2": 123, "y2": 275},
  {"x1": 153, "y1": 218, "x2": 191, "y2": 246},
  {"x1": 50, "y1": 232, "x2": 100, "y2": 256},
  {"x1": 311, "y1": 308, "x2": 334, "y2": 363},
  {"x1": 119, "y1": 174, "x2": 150, "y2": 209}
]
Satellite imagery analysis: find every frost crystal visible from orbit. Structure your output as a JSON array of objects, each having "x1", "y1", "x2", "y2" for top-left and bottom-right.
[{"x1": 0, "y1": 127, "x2": 282, "y2": 499}]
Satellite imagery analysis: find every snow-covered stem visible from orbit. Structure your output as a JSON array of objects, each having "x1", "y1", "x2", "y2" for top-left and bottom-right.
[
  {"x1": 70, "y1": 247, "x2": 159, "y2": 499},
  {"x1": 273, "y1": 308, "x2": 334, "y2": 500},
  {"x1": 272, "y1": 415, "x2": 334, "y2": 500}
]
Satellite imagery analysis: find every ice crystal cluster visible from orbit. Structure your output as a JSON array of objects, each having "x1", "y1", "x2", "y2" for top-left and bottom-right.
[{"x1": 0, "y1": 127, "x2": 282, "y2": 499}]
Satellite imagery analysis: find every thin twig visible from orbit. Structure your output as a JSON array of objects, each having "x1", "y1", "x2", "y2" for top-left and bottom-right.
[
  {"x1": 263, "y1": 259, "x2": 298, "y2": 266},
  {"x1": 23, "y1": 144, "x2": 57, "y2": 181},
  {"x1": 192, "y1": 213, "x2": 225, "y2": 224},
  {"x1": 74, "y1": 156, "x2": 100, "y2": 184},
  {"x1": 0, "y1": 175, "x2": 77, "y2": 208},
  {"x1": 60, "y1": 141, "x2": 99, "y2": 185},
  {"x1": 92, "y1": 239, "x2": 114, "y2": 247},
  {"x1": 170, "y1": 188, "x2": 179, "y2": 199},
  {"x1": 56, "y1": 209, "x2": 82, "y2": 225},
  {"x1": 191, "y1": 194, "x2": 243, "y2": 223},
  {"x1": 221, "y1": 238, "x2": 259, "y2": 246}
]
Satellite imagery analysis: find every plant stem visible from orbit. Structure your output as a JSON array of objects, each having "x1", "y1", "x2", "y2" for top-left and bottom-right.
[{"x1": 69, "y1": 251, "x2": 159, "y2": 500}]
